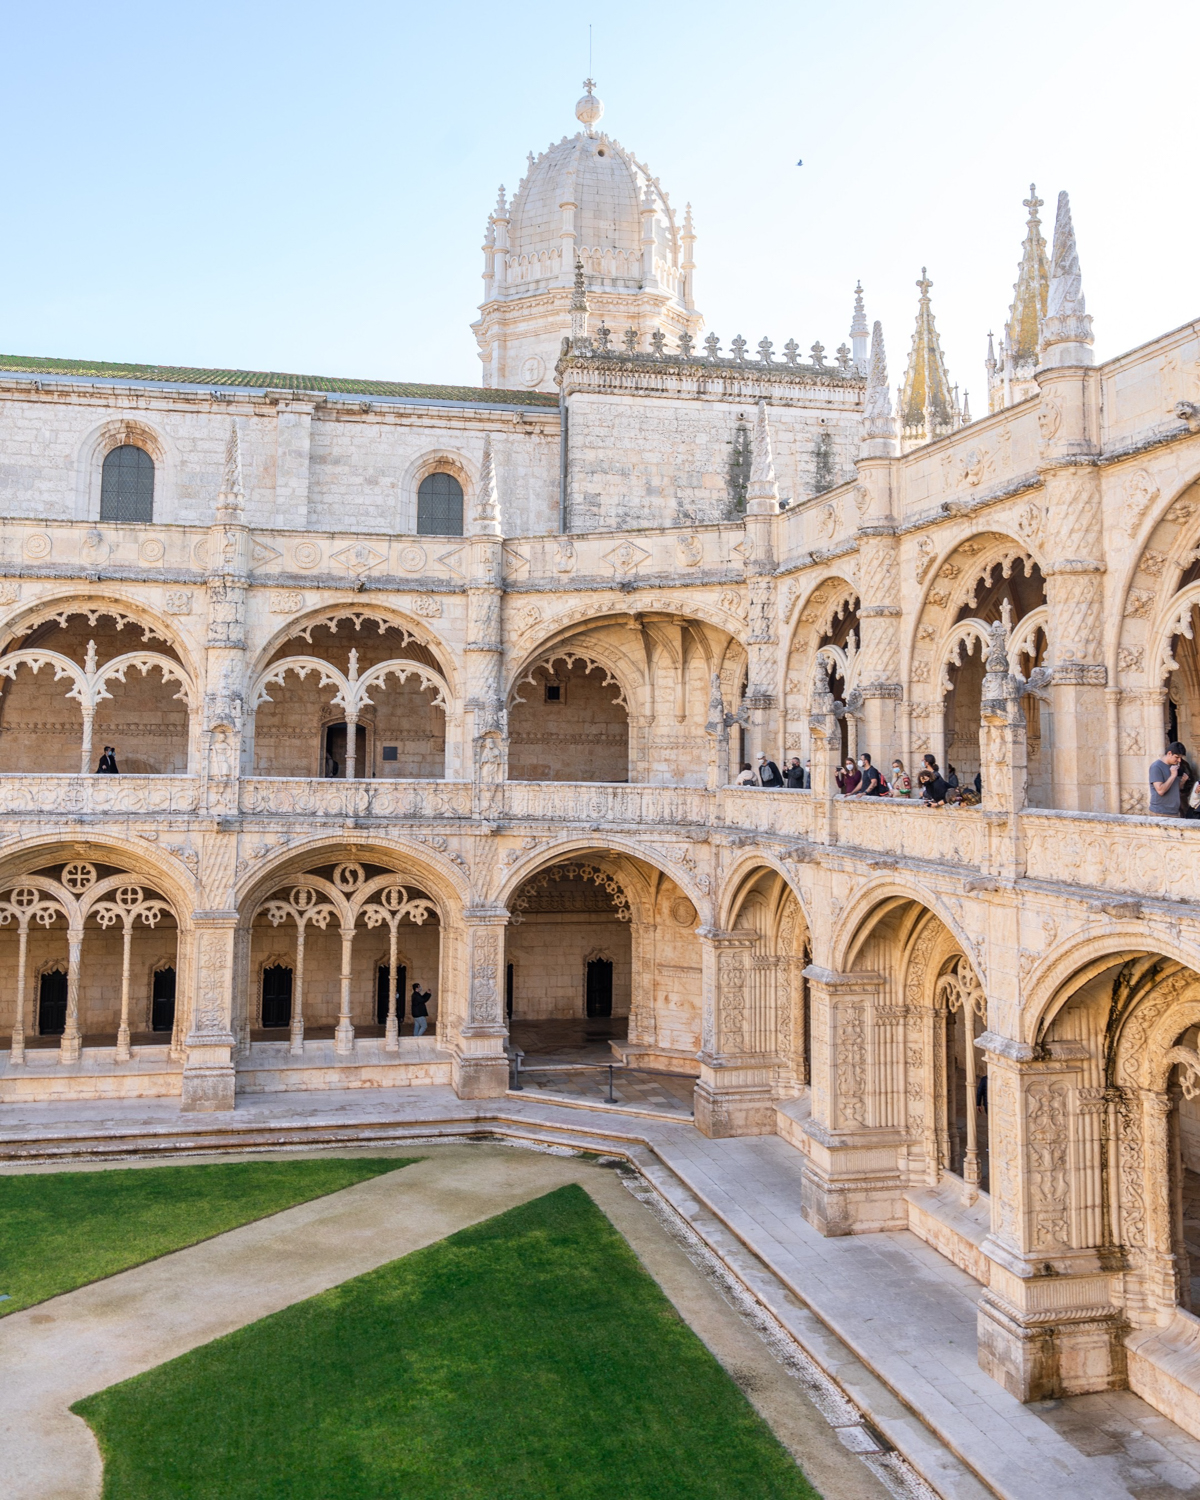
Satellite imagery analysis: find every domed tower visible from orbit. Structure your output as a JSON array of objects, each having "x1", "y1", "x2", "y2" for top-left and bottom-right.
[{"x1": 472, "y1": 81, "x2": 703, "y2": 391}]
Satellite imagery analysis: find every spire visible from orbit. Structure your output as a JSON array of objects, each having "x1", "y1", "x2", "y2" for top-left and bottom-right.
[
  {"x1": 471, "y1": 436, "x2": 502, "y2": 535},
  {"x1": 1005, "y1": 184, "x2": 1049, "y2": 368},
  {"x1": 1041, "y1": 190, "x2": 1094, "y2": 367},
  {"x1": 217, "y1": 419, "x2": 244, "y2": 520},
  {"x1": 899, "y1": 269, "x2": 955, "y2": 447},
  {"x1": 569, "y1": 255, "x2": 590, "y2": 346},
  {"x1": 849, "y1": 282, "x2": 869, "y2": 375},
  {"x1": 746, "y1": 400, "x2": 779, "y2": 513},
  {"x1": 860, "y1": 320, "x2": 896, "y2": 456}
]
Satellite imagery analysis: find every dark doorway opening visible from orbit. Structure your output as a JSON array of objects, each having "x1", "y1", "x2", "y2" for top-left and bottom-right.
[
  {"x1": 38, "y1": 969, "x2": 67, "y2": 1035},
  {"x1": 506, "y1": 962, "x2": 514, "y2": 1020},
  {"x1": 151, "y1": 967, "x2": 176, "y2": 1032},
  {"x1": 585, "y1": 958, "x2": 613, "y2": 1019},
  {"x1": 376, "y1": 962, "x2": 407, "y2": 1025},
  {"x1": 261, "y1": 964, "x2": 293, "y2": 1028},
  {"x1": 324, "y1": 722, "x2": 368, "y2": 779}
]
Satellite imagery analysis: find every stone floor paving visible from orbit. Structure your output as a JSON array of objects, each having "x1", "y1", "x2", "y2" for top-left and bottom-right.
[{"x1": 4, "y1": 1087, "x2": 1200, "y2": 1499}]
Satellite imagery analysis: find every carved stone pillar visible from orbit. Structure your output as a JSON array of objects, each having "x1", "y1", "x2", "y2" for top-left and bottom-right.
[
  {"x1": 181, "y1": 912, "x2": 238, "y2": 1112},
  {"x1": 743, "y1": 403, "x2": 780, "y2": 766},
  {"x1": 466, "y1": 440, "x2": 506, "y2": 802},
  {"x1": 807, "y1": 665, "x2": 842, "y2": 846},
  {"x1": 979, "y1": 623, "x2": 1028, "y2": 879},
  {"x1": 976, "y1": 1036, "x2": 1125, "y2": 1400},
  {"x1": 450, "y1": 906, "x2": 510, "y2": 1099},
  {"x1": 797, "y1": 965, "x2": 907, "y2": 1235},
  {"x1": 694, "y1": 929, "x2": 775, "y2": 1138},
  {"x1": 1037, "y1": 367, "x2": 1106, "y2": 812},
  {"x1": 203, "y1": 427, "x2": 249, "y2": 816}
]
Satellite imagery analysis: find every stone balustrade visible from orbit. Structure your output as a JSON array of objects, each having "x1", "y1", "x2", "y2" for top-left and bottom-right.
[
  {"x1": 0, "y1": 773, "x2": 200, "y2": 814},
  {"x1": 0, "y1": 772, "x2": 1194, "y2": 909}
]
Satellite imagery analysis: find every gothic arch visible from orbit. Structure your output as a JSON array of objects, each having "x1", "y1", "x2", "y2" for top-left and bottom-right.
[
  {"x1": 717, "y1": 850, "x2": 813, "y2": 935},
  {"x1": 0, "y1": 591, "x2": 198, "y2": 680},
  {"x1": 830, "y1": 875, "x2": 981, "y2": 977},
  {"x1": 234, "y1": 836, "x2": 468, "y2": 921},
  {"x1": 493, "y1": 836, "x2": 709, "y2": 921},
  {"x1": 250, "y1": 603, "x2": 456, "y2": 695}
]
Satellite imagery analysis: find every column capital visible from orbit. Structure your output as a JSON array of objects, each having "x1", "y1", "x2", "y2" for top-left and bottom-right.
[{"x1": 462, "y1": 904, "x2": 510, "y2": 927}]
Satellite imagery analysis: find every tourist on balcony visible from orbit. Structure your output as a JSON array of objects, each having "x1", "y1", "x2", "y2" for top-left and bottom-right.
[
  {"x1": 1150, "y1": 742, "x2": 1187, "y2": 816},
  {"x1": 918, "y1": 768, "x2": 949, "y2": 806},
  {"x1": 922, "y1": 753, "x2": 940, "y2": 778},
  {"x1": 849, "y1": 754, "x2": 884, "y2": 796},
  {"x1": 757, "y1": 752, "x2": 783, "y2": 788},
  {"x1": 890, "y1": 761, "x2": 912, "y2": 797},
  {"x1": 837, "y1": 758, "x2": 860, "y2": 795},
  {"x1": 735, "y1": 762, "x2": 755, "y2": 785},
  {"x1": 96, "y1": 746, "x2": 119, "y2": 774},
  {"x1": 411, "y1": 985, "x2": 430, "y2": 1037},
  {"x1": 784, "y1": 757, "x2": 806, "y2": 788}
]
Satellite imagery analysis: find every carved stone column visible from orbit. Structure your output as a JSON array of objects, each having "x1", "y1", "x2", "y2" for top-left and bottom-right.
[
  {"x1": 466, "y1": 438, "x2": 506, "y2": 801},
  {"x1": 979, "y1": 622, "x2": 1028, "y2": 879},
  {"x1": 807, "y1": 664, "x2": 842, "y2": 846},
  {"x1": 202, "y1": 423, "x2": 249, "y2": 817},
  {"x1": 450, "y1": 905, "x2": 510, "y2": 1099},
  {"x1": 694, "y1": 929, "x2": 775, "y2": 1137},
  {"x1": 855, "y1": 528, "x2": 903, "y2": 766},
  {"x1": 976, "y1": 1035, "x2": 1125, "y2": 1401},
  {"x1": 1037, "y1": 366, "x2": 1106, "y2": 812},
  {"x1": 797, "y1": 965, "x2": 907, "y2": 1235},
  {"x1": 743, "y1": 401, "x2": 780, "y2": 766},
  {"x1": 181, "y1": 912, "x2": 238, "y2": 1112}
]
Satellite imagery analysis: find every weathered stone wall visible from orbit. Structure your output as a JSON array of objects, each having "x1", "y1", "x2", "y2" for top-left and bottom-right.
[{"x1": 506, "y1": 913, "x2": 631, "y2": 1020}]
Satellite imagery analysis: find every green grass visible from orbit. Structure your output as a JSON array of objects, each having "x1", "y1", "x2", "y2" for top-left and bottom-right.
[
  {"x1": 0, "y1": 1156, "x2": 415, "y2": 1314},
  {"x1": 74, "y1": 1184, "x2": 819, "y2": 1500}
]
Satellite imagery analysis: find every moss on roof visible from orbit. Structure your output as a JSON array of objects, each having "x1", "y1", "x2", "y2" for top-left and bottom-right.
[{"x1": 0, "y1": 353, "x2": 560, "y2": 407}]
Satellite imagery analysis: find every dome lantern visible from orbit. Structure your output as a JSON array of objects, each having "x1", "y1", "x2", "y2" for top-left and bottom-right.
[{"x1": 575, "y1": 77, "x2": 604, "y2": 134}]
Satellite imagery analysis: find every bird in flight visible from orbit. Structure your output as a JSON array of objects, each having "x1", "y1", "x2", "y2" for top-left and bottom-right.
[{"x1": 796, "y1": 159, "x2": 804, "y2": 166}]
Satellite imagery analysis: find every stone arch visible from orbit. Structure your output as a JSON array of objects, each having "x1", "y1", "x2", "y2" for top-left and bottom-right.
[
  {"x1": 907, "y1": 531, "x2": 1046, "y2": 788},
  {"x1": 782, "y1": 576, "x2": 860, "y2": 717},
  {"x1": 720, "y1": 860, "x2": 811, "y2": 1094},
  {"x1": 1109, "y1": 475, "x2": 1200, "y2": 810},
  {"x1": 829, "y1": 874, "x2": 978, "y2": 977},
  {"x1": 0, "y1": 591, "x2": 198, "y2": 679},
  {"x1": 75, "y1": 417, "x2": 176, "y2": 524},
  {"x1": 247, "y1": 605, "x2": 456, "y2": 781},
  {"x1": 506, "y1": 632, "x2": 638, "y2": 784}
]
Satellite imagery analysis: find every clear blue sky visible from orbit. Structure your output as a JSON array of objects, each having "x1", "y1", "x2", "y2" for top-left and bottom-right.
[{"x1": 2, "y1": 1, "x2": 1189, "y2": 404}]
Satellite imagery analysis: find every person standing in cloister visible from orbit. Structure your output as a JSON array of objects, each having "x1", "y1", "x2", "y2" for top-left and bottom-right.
[
  {"x1": 411, "y1": 985, "x2": 430, "y2": 1037},
  {"x1": 1150, "y1": 742, "x2": 1187, "y2": 816},
  {"x1": 96, "y1": 746, "x2": 119, "y2": 774}
]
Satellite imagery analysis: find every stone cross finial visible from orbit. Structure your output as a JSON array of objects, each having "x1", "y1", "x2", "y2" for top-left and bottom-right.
[
  {"x1": 757, "y1": 337, "x2": 774, "y2": 364},
  {"x1": 595, "y1": 323, "x2": 612, "y2": 351},
  {"x1": 649, "y1": 328, "x2": 666, "y2": 356},
  {"x1": 810, "y1": 341, "x2": 826, "y2": 368},
  {"x1": 783, "y1": 339, "x2": 799, "y2": 366},
  {"x1": 731, "y1": 335, "x2": 748, "y2": 363},
  {"x1": 678, "y1": 331, "x2": 694, "y2": 358},
  {"x1": 623, "y1": 328, "x2": 640, "y2": 354},
  {"x1": 836, "y1": 344, "x2": 852, "y2": 372},
  {"x1": 704, "y1": 333, "x2": 721, "y2": 361}
]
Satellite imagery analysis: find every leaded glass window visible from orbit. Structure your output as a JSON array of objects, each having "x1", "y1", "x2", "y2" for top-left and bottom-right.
[
  {"x1": 416, "y1": 472, "x2": 463, "y2": 536},
  {"x1": 100, "y1": 445, "x2": 155, "y2": 522}
]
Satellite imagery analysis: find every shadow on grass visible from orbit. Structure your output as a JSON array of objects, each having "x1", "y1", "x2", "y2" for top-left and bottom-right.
[
  {"x1": 0, "y1": 1157, "x2": 416, "y2": 1314},
  {"x1": 75, "y1": 1183, "x2": 819, "y2": 1500}
]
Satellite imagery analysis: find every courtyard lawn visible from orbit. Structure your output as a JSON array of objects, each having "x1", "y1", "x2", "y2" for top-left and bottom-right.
[
  {"x1": 75, "y1": 1183, "x2": 820, "y2": 1500},
  {"x1": 0, "y1": 1156, "x2": 415, "y2": 1315}
]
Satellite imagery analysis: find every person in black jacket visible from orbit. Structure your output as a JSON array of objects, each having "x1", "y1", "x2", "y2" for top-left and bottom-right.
[
  {"x1": 96, "y1": 746, "x2": 119, "y2": 774},
  {"x1": 757, "y1": 753, "x2": 783, "y2": 788},
  {"x1": 784, "y1": 757, "x2": 807, "y2": 788},
  {"x1": 411, "y1": 985, "x2": 431, "y2": 1037},
  {"x1": 918, "y1": 769, "x2": 949, "y2": 806}
]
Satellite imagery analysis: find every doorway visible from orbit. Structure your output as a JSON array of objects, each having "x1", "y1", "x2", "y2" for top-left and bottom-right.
[
  {"x1": 324, "y1": 722, "x2": 368, "y2": 778},
  {"x1": 261, "y1": 964, "x2": 293, "y2": 1028},
  {"x1": 151, "y1": 966, "x2": 176, "y2": 1032},
  {"x1": 38, "y1": 969, "x2": 67, "y2": 1035},
  {"x1": 376, "y1": 962, "x2": 407, "y2": 1025},
  {"x1": 585, "y1": 958, "x2": 613, "y2": 1019}
]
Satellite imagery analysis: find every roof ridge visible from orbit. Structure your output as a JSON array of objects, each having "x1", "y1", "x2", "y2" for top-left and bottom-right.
[{"x1": 0, "y1": 353, "x2": 560, "y2": 406}]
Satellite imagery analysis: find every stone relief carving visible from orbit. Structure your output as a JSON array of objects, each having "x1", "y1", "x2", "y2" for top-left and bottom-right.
[{"x1": 269, "y1": 590, "x2": 304, "y2": 613}]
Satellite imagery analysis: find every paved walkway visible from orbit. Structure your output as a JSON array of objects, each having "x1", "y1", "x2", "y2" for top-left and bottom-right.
[
  {"x1": 4, "y1": 1088, "x2": 1200, "y2": 1499},
  {"x1": 0, "y1": 1145, "x2": 892, "y2": 1500}
]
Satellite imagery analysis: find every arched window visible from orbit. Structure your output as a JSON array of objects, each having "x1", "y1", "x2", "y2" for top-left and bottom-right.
[
  {"x1": 100, "y1": 445, "x2": 155, "y2": 522},
  {"x1": 417, "y1": 472, "x2": 464, "y2": 536}
]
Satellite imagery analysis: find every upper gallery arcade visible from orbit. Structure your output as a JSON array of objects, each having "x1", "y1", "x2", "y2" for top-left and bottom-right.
[{"x1": 2, "y1": 79, "x2": 1200, "y2": 1436}]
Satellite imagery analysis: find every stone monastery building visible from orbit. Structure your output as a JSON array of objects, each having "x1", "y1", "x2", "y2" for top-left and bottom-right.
[{"x1": 3, "y1": 81, "x2": 1200, "y2": 1426}]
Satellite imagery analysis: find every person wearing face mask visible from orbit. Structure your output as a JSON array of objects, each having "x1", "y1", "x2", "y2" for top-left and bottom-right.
[
  {"x1": 836, "y1": 758, "x2": 861, "y2": 795},
  {"x1": 890, "y1": 760, "x2": 912, "y2": 797},
  {"x1": 848, "y1": 753, "x2": 883, "y2": 796}
]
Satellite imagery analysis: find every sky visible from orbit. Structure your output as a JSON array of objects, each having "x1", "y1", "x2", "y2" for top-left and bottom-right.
[{"x1": 1, "y1": 1, "x2": 1190, "y2": 405}]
